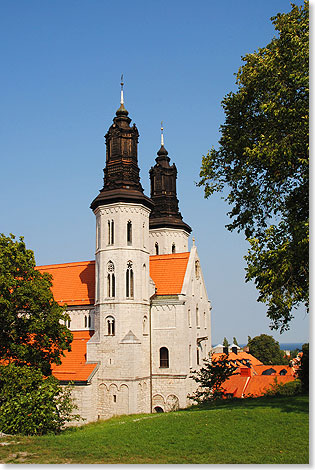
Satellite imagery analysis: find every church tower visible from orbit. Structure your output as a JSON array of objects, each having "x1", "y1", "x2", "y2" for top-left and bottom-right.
[
  {"x1": 88, "y1": 79, "x2": 154, "y2": 418},
  {"x1": 149, "y1": 124, "x2": 191, "y2": 255}
]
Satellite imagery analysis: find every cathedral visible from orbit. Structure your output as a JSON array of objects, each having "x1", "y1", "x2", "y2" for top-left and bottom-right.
[{"x1": 37, "y1": 83, "x2": 212, "y2": 423}]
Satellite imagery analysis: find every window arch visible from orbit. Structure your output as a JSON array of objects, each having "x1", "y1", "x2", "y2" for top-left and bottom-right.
[
  {"x1": 160, "y1": 347, "x2": 169, "y2": 368},
  {"x1": 155, "y1": 242, "x2": 159, "y2": 255},
  {"x1": 106, "y1": 316, "x2": 115, "y2": 336},
  {"x1": 127, "y1": 220, "x2": 132, "y2": 244},
  {"x1": 172, "y1": 243, "x2": 176, "y2": 254},
  {"x1": 108, "y1": 220, "x2": 114, "y2": 245},
  {"x1": 126, "y1": 261, "x2": 134, "y2": 298},
  {"x1": 107, "y1": 261, "x2": 115, "y2": 298},
  {"x1": 143, "y1": 315, "x2": 148, "y2": 335}
]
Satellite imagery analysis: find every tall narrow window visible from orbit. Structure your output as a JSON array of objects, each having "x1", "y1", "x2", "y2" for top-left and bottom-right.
[
  {"x1": 155, "y1": 242, "x2": 159, "y2": 255},
  {"x1": 188, "y1": 309, "x2": 191, "y2": 327},
  {"x1": 127, "y1": 220, "x2": 132, "y2": 244},
  {"x1": 126, "y1": 261, "x2": 134, "y2": 298},
  {"x1": 111, "y1": 220, "x2": 114, "y2": 245},
  {"x1": 108, "y1": 220, "x2": 114, "y2": 245},
  {"x1": 106, "y1": 316, "x2": 115, "y2": 336},
  {"x1": 160, "y1": 347, "x2": 169, "y2": 368},
  {"x1": 84, "y1": 315, "x2": 87, "y2": 328},
  {"x1": 143, "y1": 315, "x2": 148, "y2": 335},
  {"x1": 88, "y1": 314, "x2": 91, "y2": 328},
  {"x1": 196, "y1": 306, "x2": 200, "y2": 327},
  {"x1": 172, "y1": 243, "x2": 176, "y2": 253},
  {"x1": 197, "y1": 347, "x2": 200, "y2": 365},
  {"x1": 107, "y1": 261, "x2": 115, "y2": 298}
]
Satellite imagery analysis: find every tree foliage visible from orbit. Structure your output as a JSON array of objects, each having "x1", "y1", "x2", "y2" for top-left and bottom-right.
[
  {"x1": 222, "y1": 337, "x2": 229, "y2": 347},
  {"x1": 0, "y1": 234, "x2": 72, "y2": 375},
  {"x1": 247, "y1": 334, "x2": 287, "y2": 365},
  {"x1": 0, "y1": 363, "x2": 80, "y2": 435},
  {"x1": 189, "y1": 354, "x2": 239, "y2": 402},
  {"x1": 198, "y1": 2, "x2": 309, "y2": 332},
  {"x1": 297, "y1": 342, "x2": 309, "y2": 393}
]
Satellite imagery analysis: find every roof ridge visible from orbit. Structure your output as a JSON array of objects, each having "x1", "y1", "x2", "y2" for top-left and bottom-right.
[{"x1": 36, "y1": 260, "x2": 95, "y2": 269}]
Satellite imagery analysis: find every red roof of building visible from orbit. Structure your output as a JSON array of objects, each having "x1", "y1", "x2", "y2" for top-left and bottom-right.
[
  {"x1": 36, "y1": 253, "x2": 190, "y2": 304},
  {"x1": 243, "y1": 375, "x2": 294, "y2": 397},
  {"x1": 149, "y1": 252, "x2": 190, "y2": 295},
  {"x1": 211, "y1": 351, "x2": 263, "y2": 367},
  {"x1": 36, "y1": 261, "x2": 95, "y2": 306},
  {"x1": 52, "y1": 331, "x2": 98, "y2": 382}
]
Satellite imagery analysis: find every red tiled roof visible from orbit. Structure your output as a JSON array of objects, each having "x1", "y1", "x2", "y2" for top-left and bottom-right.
[
  {"x1": 36, "y1": 253, "x2": 190, "y2": 304},
  {"x1": 36, "y1": 261, "x2": 95, "y2": 306},
  {"x1": 149, "y1": 252, "x2": 190, "y2": 295},
  {"x1": 243, "y1": 375, "x2": 294, "y2": 397},
  {"x1": 212, "y1": 351, "x2": 263, "y2": 367},
  {"x1": 222, "y1": 375, "x2": 249, "y2": 398},
  {"x1": 253, "y1": 365, "x2": 295, "y2": 376},
  {"x1": 52, "y1": 331, "x2": 98, "y2": 382}
]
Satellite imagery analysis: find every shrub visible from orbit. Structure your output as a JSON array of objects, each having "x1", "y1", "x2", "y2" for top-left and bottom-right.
[
  {"x1": 0, "y1": 363, "x2": 80, "y2": 435},
  {"x1": 264, "y1": 378, "x2": 302, "y2": 397}
]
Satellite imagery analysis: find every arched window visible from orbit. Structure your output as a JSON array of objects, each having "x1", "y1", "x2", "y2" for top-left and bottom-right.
[
  {"x1": 108, "y1": 220, "x2": 114, "y2": 245},
  {"x1": 106, "y1": 316, "x2": 115, "y2": 336},
  {"x1": 127, "y1": 220, "x2": 132, "y2": 244},
  {"x1": 196, "y1": 306, "x2": 200, "y2": 327},
  {"x1": 84, "y1": 315, "x2": 87, "y2": 328},
  {"x1": 88, "y1": 314, "x2": 91, "y2": 328},
  {"x1": 155, "y1": 242, "x2": 159, "y2": 255},
  {"x1": 160, "y1": 347, "x2": 169, "y2": 368},
  {"x1": 142, "y1": 264, "x2": 147, "y2": 299},
  {"x1": 126, "y1": 261, "x2": 134, "y2": 298},
  {"x1": 143, "y1": 315, "x2": 148, "y2": 335},
  {"x1": 195, "y1": 260, "x2": 200, "y2": 279},
  {"x1": 107, "y1": 261, "x2": 115, "y2": 298},
  {"x1": 172, "y1": 243, "x2": 176, "y2": 253}
]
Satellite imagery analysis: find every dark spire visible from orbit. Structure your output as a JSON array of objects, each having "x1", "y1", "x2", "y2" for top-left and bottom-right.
[
  {"x1": 91, "y1": 79, "x2": 153, "y2": 211},
  {"x1": 149, "y1": 126, "x2": 191, "y2": 233}
]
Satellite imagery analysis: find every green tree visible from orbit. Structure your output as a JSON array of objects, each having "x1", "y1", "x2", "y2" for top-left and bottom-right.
[
  {"x1": 247, "y1": 334, "x2": 286, "y2": 365},
  {"x1": 223, "y1": 337, "x2": 229, "y2": 347},
  {"x1": 232, "y1": 337, "x2": 239, "y2": 346},
  {"x1": 198, "y1": 2, "x2": 309, "y2": 332},
  {"x1": 297, "y1": 343, "x2": 309, "y2": 393},
  {"x1": 189, "y1": 354, "x2": 238, "y2": 402},
  {"x1": 0, "y1": 363, "x2": 80, "y2": 435},
  {"x1": 0, "y1": 234, "x2": 72, "y2": 375}
]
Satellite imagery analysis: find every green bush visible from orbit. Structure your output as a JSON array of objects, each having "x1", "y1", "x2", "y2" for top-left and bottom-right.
[
  {"x1": 264, "y1": 379, "x2": 302, "y2": 397},
  {"x1": 0, "y1": 363, "x2": 80, "y2": 435}
]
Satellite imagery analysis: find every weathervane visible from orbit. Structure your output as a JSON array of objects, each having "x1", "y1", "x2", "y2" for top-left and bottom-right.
[
  {"x1": 161, "y1": 121, "x2": 164, "y2": 147},
  {"x1": 120, "y1": 74, "x2": 124, "y2": 105}
]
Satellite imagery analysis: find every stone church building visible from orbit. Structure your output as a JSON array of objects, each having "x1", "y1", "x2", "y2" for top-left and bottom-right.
[{"x1": 37, "y1": 85, "x2": 212, "y2": 423}]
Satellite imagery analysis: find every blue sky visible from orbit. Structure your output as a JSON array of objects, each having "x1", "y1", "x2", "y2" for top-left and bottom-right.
[{"x1": 0, "y1": 0, "x2": 308, "y2": 344}]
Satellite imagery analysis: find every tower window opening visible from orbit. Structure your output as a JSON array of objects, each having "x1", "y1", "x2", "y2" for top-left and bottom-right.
[
  {"x1": 155, "y1": 242, "x2": 159, "y2": 255},
  {"x1": 107, "y1": 261, "x2": 115, "y2": 298},
  {"x1": 159, "y1": 347, "x2": 169, "y2": 368},
  {"x1": 127, "y1": 220, "x2": 132, "y2": 244},
  {"x1": 196, "y1": 306, "x2": 200, "y2": 327},
  {"x1": 88, "y1": 314, "x2": 91, "y2": 328},
  {"x1": 197, "y1": 347, "x2": 200, "y2": 365},
  {"x1": 172, "y1": 243, "x2": 176, "y2": 254},
  {"x1": 126, "y1": 261, "x2": 134, "y2": 298},
  {"x1": 108, "y1": 220, "x2": 114, "y2": 245},
  {"x1": 84, "y1": 315, "x2": 87, "y2": 328},
  {"x1": 106, "y1": 316, "x2": 115, "y2": 336}
]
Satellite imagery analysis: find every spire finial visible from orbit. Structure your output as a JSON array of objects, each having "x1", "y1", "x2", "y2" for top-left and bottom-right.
[
  {"x1": 161, "y1": 121, "x2": 164, "y2": 147},
  {"x1": 120, "y1": 74, "x2": 124, "y2": 105}
]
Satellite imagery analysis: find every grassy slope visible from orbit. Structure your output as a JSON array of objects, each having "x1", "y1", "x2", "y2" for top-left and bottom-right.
[{"x1": 0, "y1": 395, "x2": 308, "y2": 464}]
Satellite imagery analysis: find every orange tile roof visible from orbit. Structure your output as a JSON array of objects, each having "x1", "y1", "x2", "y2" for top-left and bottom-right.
[
  {"x1": 243, "y1": 375, "x2": 295, "y2": 397},
  {"x1": 149, "y1": 252, "x2": 190, "y2": 295},
  {"x1": 253, "y1": 365, "x2": 295, "y2": 376},
  {"x1": 212, "y1": 351, "x2": 263, "y2": 367},
  {"x1": 36, "y1": 261, "x2": 95, "y2": 306},
  {"x1": 222, "y1": 375, "x2": 249, "y2": 398},
  {"x1": 52, "y1": 331, "x2": 98, "y2": 382}
]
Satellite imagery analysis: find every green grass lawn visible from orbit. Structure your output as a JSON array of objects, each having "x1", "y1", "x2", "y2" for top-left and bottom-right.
[{"x1": 0, "y1": 395, "x2": 308, "y2": 464}]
